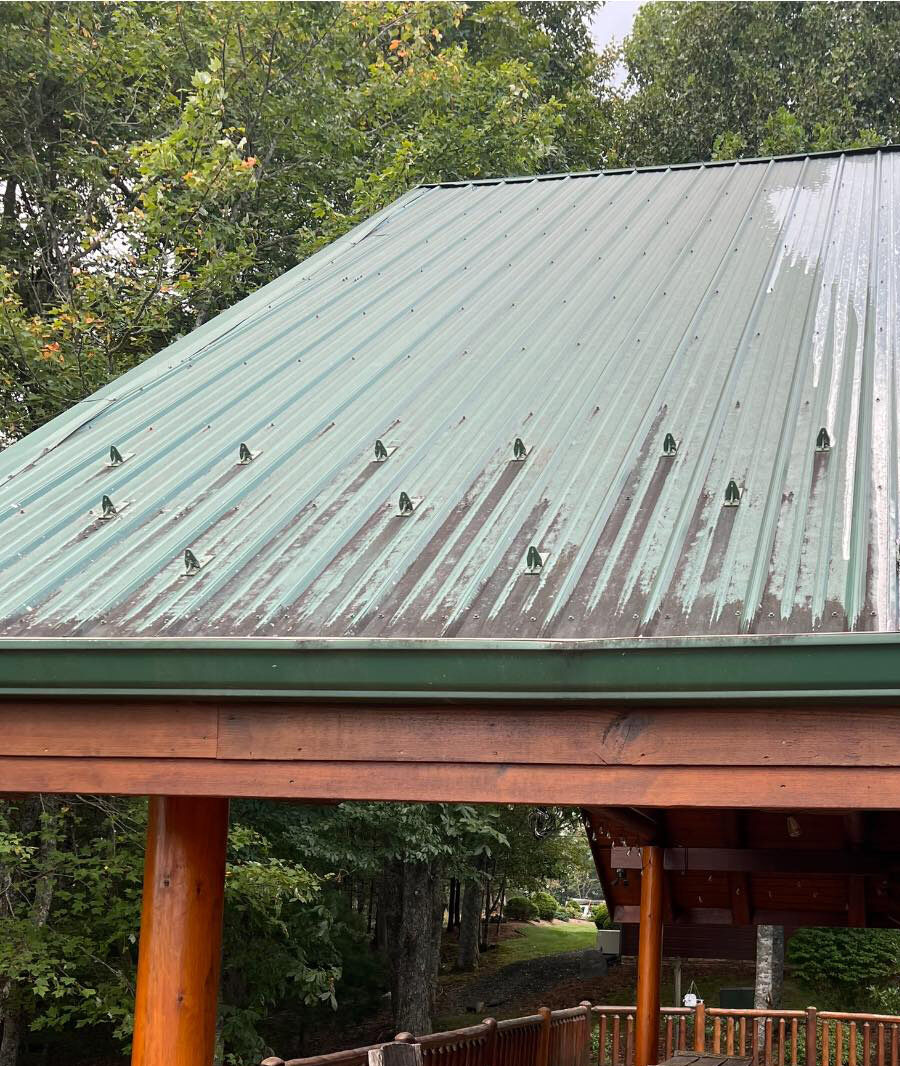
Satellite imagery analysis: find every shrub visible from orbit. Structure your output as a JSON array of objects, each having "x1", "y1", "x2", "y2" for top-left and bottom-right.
[
  {"x1": 532, "y1": 891, "x2": 559, "y2": 921},
  {"x1": 554, "y1": 909, "x2": 570, "y2": 922},
  {"x1": 564, "y1": 900, "x2": 583, "y2": 919},
  {"x1": 788, "y1": 929, "x2": 900, "y2": 990},
  {"x1": 591, "y1": 903, "x2": 612, "y2": 929},
  {"x1": 505, "y1": 895, "x2": 538, "y2": 921}
]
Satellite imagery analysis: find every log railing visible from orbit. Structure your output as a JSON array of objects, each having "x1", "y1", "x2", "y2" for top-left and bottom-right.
[
  {"x1": 595, "y1": 1004, "x2": 900, "y2": 1066},
  {"x1": 263, "y1": 1002, "x2": 900, "y2": 1066}
]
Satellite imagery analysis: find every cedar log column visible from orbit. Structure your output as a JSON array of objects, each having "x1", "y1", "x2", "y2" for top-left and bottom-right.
[
  {"x1": 635, "y1": 845, "x2": 664, "y2": 1066},
  {"x1": 131, "y1": 796, "x2": 229, "y2": 1066}
]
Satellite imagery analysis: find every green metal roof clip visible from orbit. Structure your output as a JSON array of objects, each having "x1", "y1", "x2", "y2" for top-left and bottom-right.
[
  {"x1": 397, "y1": 491, "x2": 417, "y2": 516},
  {"x1": 373, "y1": 439, "x2": 397, "y2": 463},
  {"x1": 662, "y1": 433, "x2": 678, "y2": 457},
  {"x1": 513, "y1": 437, "x2": 528, "y2": 462},
  {"x1": 183, "y1": 549, "x2": 203, "y2": 576},
  {"x1": 526, "y1": 546, "x2": 544, "y2": 574},
  {"x1": 105, "y1": 444, "x2": 133, "y2": 468},
  {"x1": 100, "y1": 495, "x2": 117, "y2": 520},
  {"x1": 238, "y1": 442, "x2": 255, "y2": 465},
  {"x1": 815, "y1": 427, "x2": 831, "y2": 452},
  {"x1": 724, "y1": 480, "x2": 741, "y2": 507}
]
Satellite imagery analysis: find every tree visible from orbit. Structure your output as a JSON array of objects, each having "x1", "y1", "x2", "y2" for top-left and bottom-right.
[
  {"x1": 0, "y1": 1, "x2": 612, "y2": 443},
  {"x1": 615, "y1": 2, "x2": 899, "y2": 166},
  {"x1": 754, "y1": 925, "x2": 784, "y2": 1011}
]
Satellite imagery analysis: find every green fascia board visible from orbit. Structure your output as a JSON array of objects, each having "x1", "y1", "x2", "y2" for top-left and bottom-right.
[{"x1": 2, "y1": 635, "x2": 900, "y2": 701}]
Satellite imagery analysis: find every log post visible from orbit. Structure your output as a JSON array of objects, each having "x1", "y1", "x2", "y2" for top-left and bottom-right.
[
  {"x1": 131, "y1": 796, "x2": 229, "y2": 1066},
  {"x1": 635, "y1": 846, "x2": 664, "y2": 1066}
]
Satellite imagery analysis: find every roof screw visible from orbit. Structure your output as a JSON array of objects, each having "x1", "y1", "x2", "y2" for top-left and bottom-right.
[
  {"x1": 99, "y1": 494, "x2": 118, "y2": 520},
  {"x1": 512, "y1": 437, "x2": 528, "y2": 462},
  {"x1": 662, "y1": 433, "x2": 678, "y2": 457},
  {"x1": 109, "y1": 445, "x2": 125, "y2": 466},
  {"x1": 374, "y1": 439, "x2": 389, "y2": 462},
  {"x1": 815, "y1": 427, "x2": 832, "y2": 452},
  {"x1": 397, "y1": 491, "x2": 415, "y2": 516},
  {"x1": 183, "y1": 549, "x2": 203, "y2": 576},
  {"x1": 525, "y1": 546, "x2": 544, "y2": 574},
  {"x1": 238, "y1": 442, "x2": 255, "y2": 464},
  {"x1": 724, "y1": 480, "x2": 742, "y2": 507}
]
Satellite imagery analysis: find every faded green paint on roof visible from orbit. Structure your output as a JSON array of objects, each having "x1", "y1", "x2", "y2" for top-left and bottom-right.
[{"x1": 1, "y1": 148, "x2": 899, "y2": 651}]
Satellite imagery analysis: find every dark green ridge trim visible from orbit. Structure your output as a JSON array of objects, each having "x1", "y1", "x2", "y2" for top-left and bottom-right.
[{"x1": 2, "y1": 636, "x2": 900, "y2": 700}]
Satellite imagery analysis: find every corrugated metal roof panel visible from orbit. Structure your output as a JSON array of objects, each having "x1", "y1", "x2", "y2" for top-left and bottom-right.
[{"x1": 2, "y1": 149, "x2": 899, "y2": 640}]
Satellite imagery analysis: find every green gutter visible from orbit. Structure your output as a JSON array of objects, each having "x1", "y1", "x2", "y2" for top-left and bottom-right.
[{"x1": 2, "y1": 634, "x2": 900, "y2": 701}]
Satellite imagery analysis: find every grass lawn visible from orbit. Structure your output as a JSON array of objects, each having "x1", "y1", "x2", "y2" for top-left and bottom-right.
[{"x1": 487, "y1": 920, "x2": 599, "y2": 966}]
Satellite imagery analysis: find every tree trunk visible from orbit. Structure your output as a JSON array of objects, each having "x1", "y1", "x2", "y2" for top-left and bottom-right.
[
  {"x1": 754, "y1": 925, "x2": 785, "y2": 1008},
  {"x1": 379, "y1": 858, "x2": 442, "y2": 1035},
  {"x1": 0, "y1": 1005, "x2": 22, "y2": 1066},
  {"x1": 457, "y1": 879, "x2": 482, "y2": 971}
]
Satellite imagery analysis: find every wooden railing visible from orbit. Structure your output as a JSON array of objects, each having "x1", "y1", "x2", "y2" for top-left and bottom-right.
[
  {"x1": 595, "y1": 1004, "x2": 900, "y2": 1066},
  {"x1": 263, "y1": 1002, "x2": 900, "y2": 1066},
  {"x1": 262, "y1": 1002, "x2": 593, "y2": 1066}
]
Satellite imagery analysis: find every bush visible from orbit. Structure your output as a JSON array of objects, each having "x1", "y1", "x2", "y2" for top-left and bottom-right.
[
  {"x1": 788, "y1": 929, "x2": 900, "y2": 990},
  {"x1": 591, "y1": 903, "x2": 611, "y2": 929},
  {"x1": 564, "y1": 901, "x2": 583, "y2": 919},
  {"x1": 532, "y1": 891, "x2": 559, "y2": 921},
  {"x1": 554, "y1": 909, "x2": 570, "y2": 922},
  {"x1": 505, "y1": 895, "x2": 538, "y2": 921}
]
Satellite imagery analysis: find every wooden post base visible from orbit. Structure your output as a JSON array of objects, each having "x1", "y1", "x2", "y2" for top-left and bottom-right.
[{"x1": 131, "y1": 796, "x2": 229, "y2": 1066}]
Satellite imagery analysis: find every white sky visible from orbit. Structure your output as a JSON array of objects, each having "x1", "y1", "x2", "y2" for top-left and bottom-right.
[{"x1": 589, "y1": 0, "x2": 643, "y2": 85}]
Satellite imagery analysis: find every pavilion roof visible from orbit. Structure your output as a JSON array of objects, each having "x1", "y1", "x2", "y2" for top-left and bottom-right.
[{"x1": 2, "y1": 147, "x2": 900, "y2": 697}]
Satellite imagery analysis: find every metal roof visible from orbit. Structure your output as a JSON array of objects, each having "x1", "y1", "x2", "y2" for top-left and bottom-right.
[{"x1": 2, "y1": 148, "x2": 900, "y2": 645}]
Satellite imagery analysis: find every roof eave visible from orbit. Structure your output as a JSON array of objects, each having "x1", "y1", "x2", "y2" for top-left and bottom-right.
[{"x1": 3, "y1": 633, "x2": 900, "y2": 701}]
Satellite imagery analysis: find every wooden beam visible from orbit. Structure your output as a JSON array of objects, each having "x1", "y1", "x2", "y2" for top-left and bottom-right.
[
  {"x1": 131, "y1": 796, "x2": 229, "y2": 1066},
  {"x1": 2, "y1": 699, "x2": 900, "y2": 768},
  {"x1": 614, "y1": 905, "x2": 852, "y2": 927},
  {"x1": 635, "y1": 847, "x2": 664, "y2": 1066},
  {"x1": 585, "y1": 806, "x2": 662, "y2": 843},
  {"x1": 610, "y1": 846, "x2": 899, "y2": 876},
  {"x1": 1, "y1": 757, "x2": 898, "y2": 807}
]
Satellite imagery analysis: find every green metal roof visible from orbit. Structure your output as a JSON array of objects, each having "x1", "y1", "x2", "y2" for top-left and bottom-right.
[{"x1": 1, "y1": 148, "x2": 900, "y2": 698}]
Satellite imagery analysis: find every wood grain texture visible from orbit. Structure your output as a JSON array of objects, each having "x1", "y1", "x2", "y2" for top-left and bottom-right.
[
  {"x1": 216, "y1": 703, "x2": 900, "y2": 766},
  {"x1": 0, "y1": 702, "x2": 217, "y2": 757},
  {"x1": 636, "y1": 847, "x2": 664, "y2": 1066},
  {"x1": 131, "y1": 796, "x2": 228, "y2": 1066},
  {"x1": 3, "y1": 757, "x2": 898, "y2": 806},
  {"x1": 2, "y1": 700, "x2": 899, "y2": 768}
]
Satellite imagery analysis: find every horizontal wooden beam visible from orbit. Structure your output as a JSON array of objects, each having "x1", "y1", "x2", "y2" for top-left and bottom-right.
[
  {"x1": 610, "y1": 846, "x2": 900, "y2": 875},
  {"x1": 1, "y1": 757, "x2": 899, "y2": 807},
  {"x1": 1, "y1": 700, "x2": 900, "y2": 767},
  {"x1": 613, "y1": 904, "x2": 856, "y2": 927}
]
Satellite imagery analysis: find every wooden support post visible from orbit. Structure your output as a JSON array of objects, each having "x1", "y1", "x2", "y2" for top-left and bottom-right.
[
  {"x1": 694, "y1": 1002, "x2": 706, "y2": 1054},
  {"x1": 369, "y1": 1042, "x2": 423, "y2": 1066},
  {"x1": 806, "y1": 1008, "x2": 818, "y2": 1066},
  {"x1": 635, "y1": 846, "x2": 664, "y2": 1066},
  {"x1": 538, "y1": 1006, "x2": 552, "y2": 1066},
  {"x1": 131, "y1": 796, "x2": 229, "y2": 1066}
]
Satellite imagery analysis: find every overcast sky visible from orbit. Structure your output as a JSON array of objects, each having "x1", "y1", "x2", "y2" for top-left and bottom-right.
[{"x1": 589, "y1": 0, "x2": 643, "y2": 84}]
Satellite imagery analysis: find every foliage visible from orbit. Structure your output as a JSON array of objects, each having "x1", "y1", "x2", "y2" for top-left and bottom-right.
[
  {"x1": 563, "y1": 900, "x2": 583, "y2": 919},
  {"x1": 0, "y1": 0, "x2": 608, "y2": 442},
  {"x1": 530, "y1": 890, "x2": 559, "y2": 922},
  {"x1": 504, "y1": 895, "x2": 538, "y2": 921},
  {"x1": 591, "y1": 902, "x2": 611, "y2": 929},
  {"x1": 787, "y1": 929, "x2": 900, "y2": 993},
  {"x1": 617, "y1": 1, "x2": 900, "y2": 166}
]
